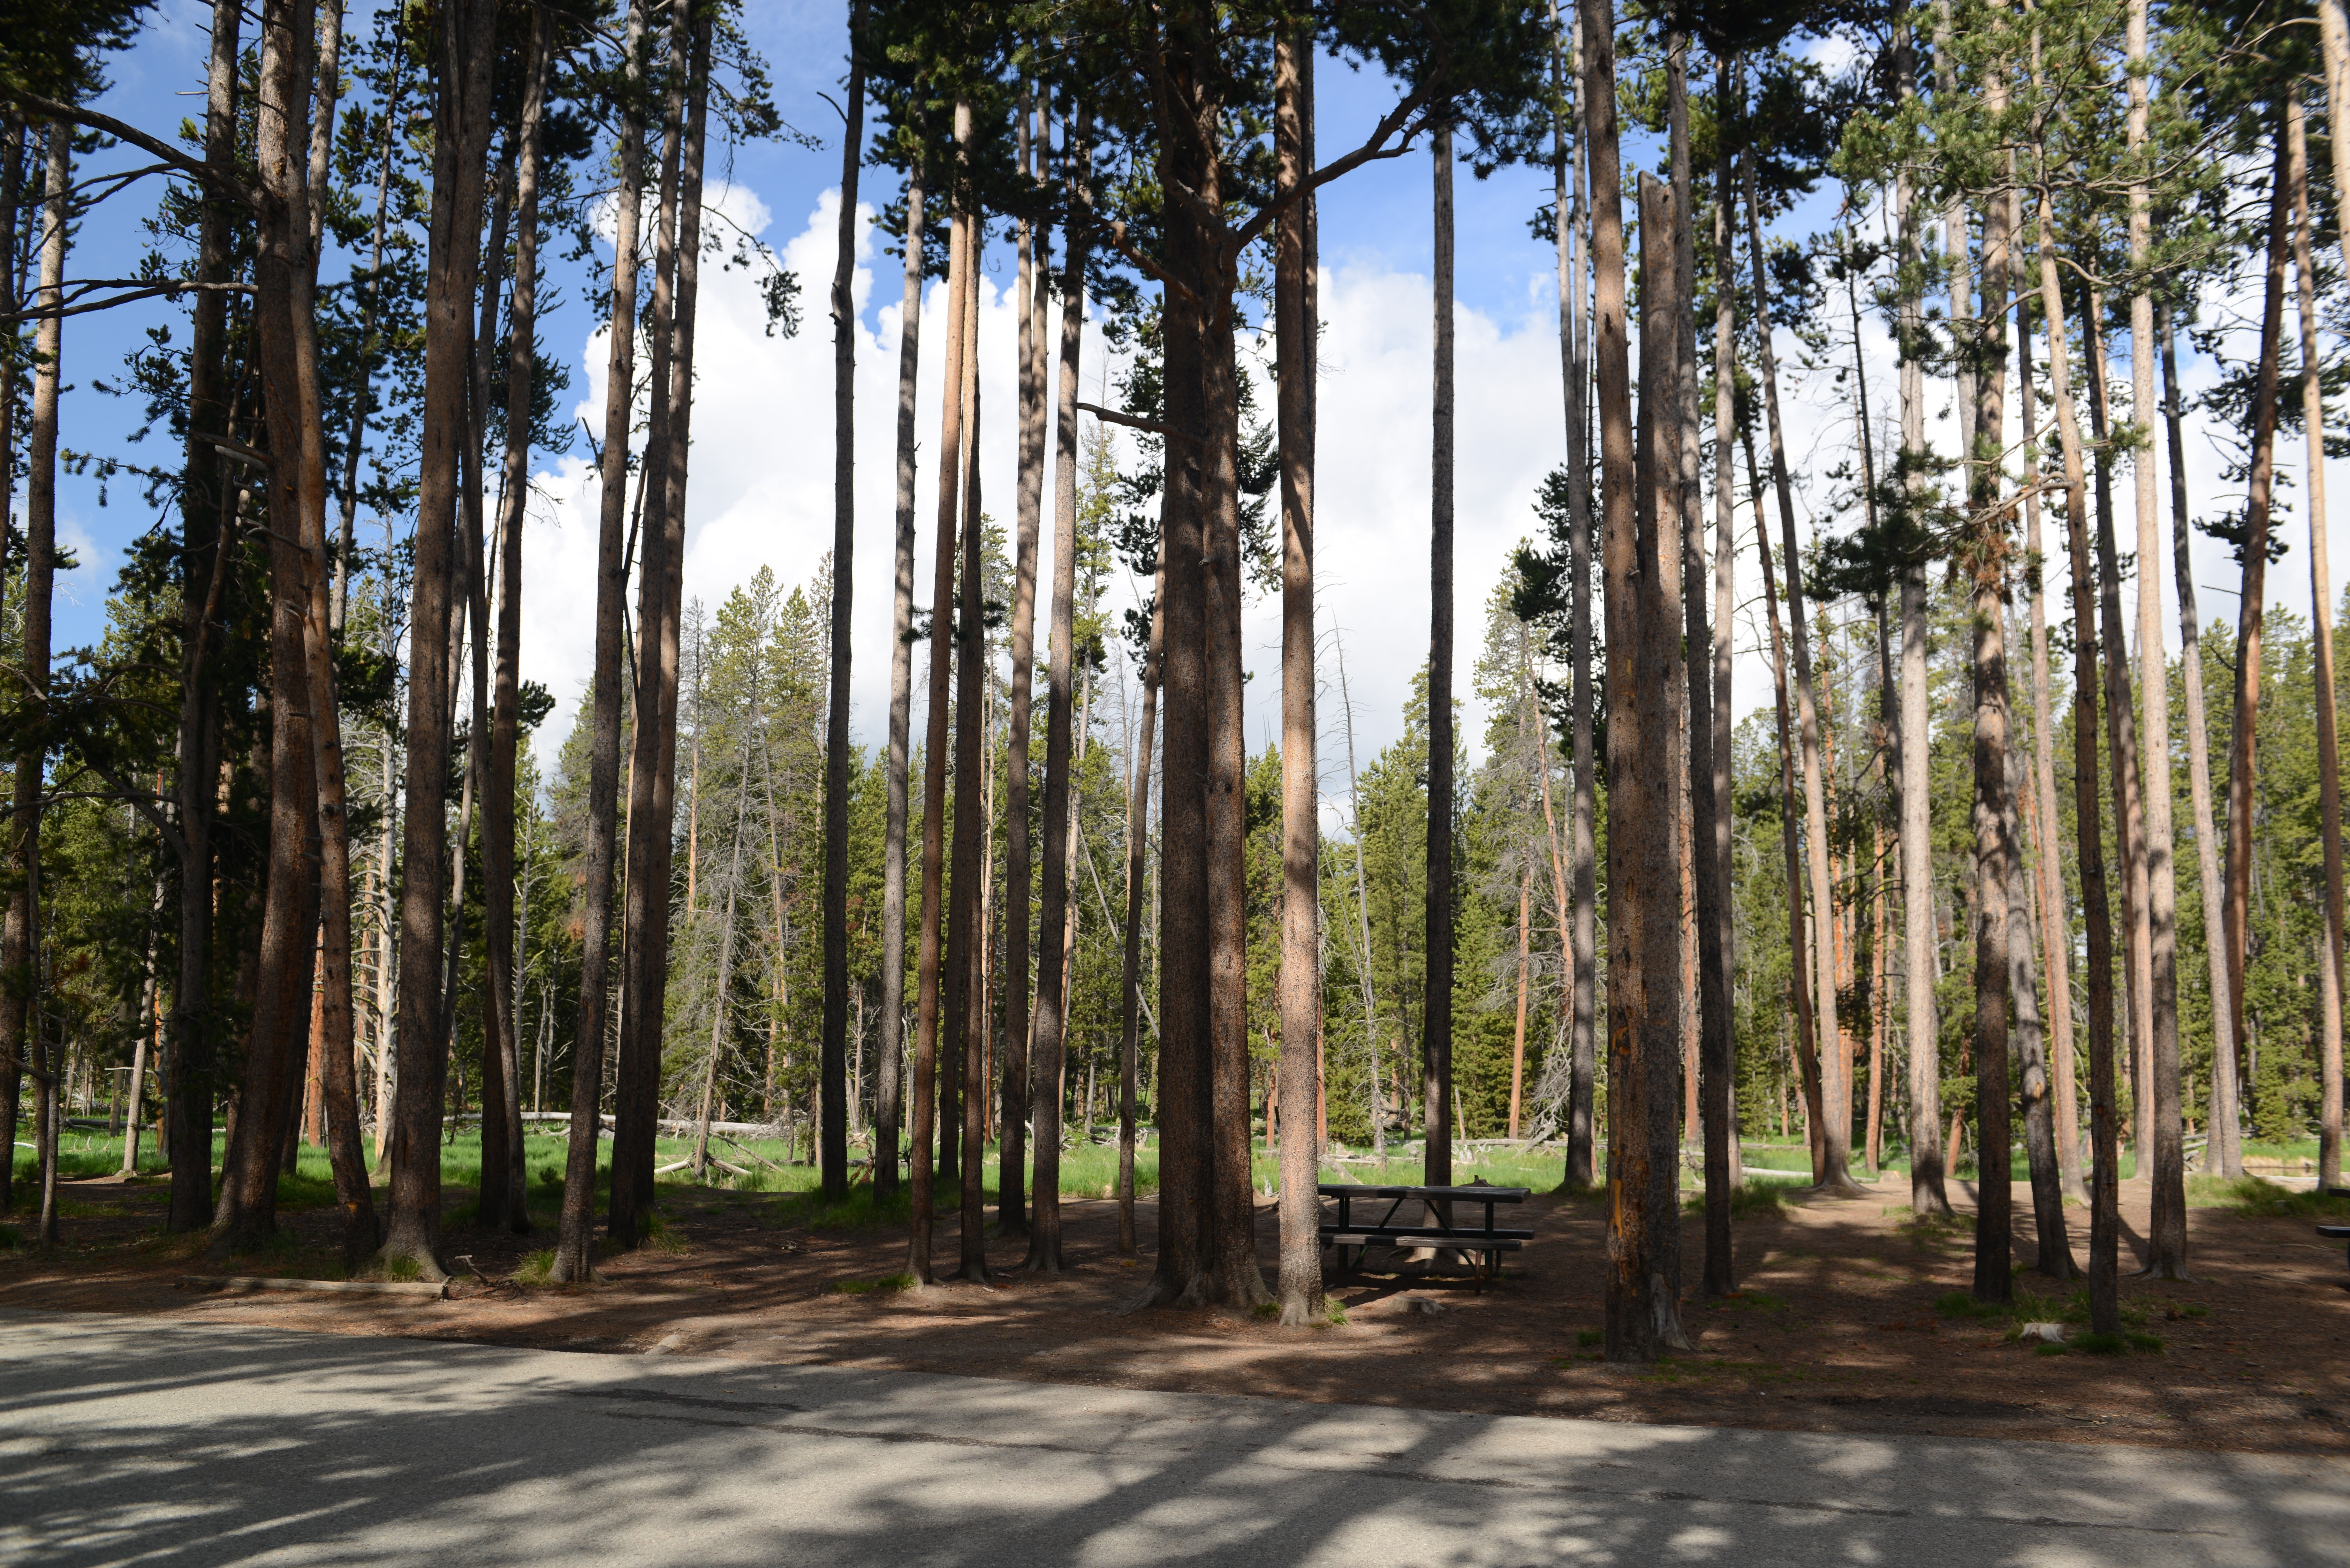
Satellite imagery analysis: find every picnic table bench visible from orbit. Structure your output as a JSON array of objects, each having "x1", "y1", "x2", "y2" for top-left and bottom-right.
[{"x1": 1318, "y1": 1182, "x2": 1532, "y2": 1292}]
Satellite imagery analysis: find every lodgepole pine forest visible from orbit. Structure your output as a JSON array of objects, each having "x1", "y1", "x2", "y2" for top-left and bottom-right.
[{"x1": 5, "y1": 0, "x2": 2350, "y2": 1361}]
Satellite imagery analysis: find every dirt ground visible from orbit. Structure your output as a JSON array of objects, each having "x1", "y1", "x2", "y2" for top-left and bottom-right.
[{"x1": 7, "y1": 1170, "x2": 2349, "y2": 1455}]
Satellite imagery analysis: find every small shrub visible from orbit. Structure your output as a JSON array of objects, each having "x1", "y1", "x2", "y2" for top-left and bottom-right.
[
  {"x1": 1576, "y1": 1327, "x2": 1603, "y2": 1346},
  {"x1": 511, "y1": 1250, "x2": 557, "y2": 1286},
  {"x1": 366, "y1": 1253, "x2": 423, "y2": 1282},
  {"x1": 830, "y1": 1277, "x2": 879, "y2": 1295},
  {"x1": 0, "y1": 1223, "x2": 19, "y2": 1249},
  {"x1": 1325, "y1": 1303, "x2": 1348, "y2": 1326}
]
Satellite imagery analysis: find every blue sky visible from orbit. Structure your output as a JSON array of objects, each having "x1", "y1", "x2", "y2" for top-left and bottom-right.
[{"x1": 28, "y1": 1, "x2": 2328, "y2": 791}]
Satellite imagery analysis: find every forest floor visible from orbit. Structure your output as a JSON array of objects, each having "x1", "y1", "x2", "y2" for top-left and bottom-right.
[{"x1": 5, "y1": 1164, "x2": 2348, "y2": 1457}]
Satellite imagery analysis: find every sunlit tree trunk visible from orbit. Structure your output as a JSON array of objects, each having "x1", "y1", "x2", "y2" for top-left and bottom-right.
[
  {"x1": 1747, "y1": 154, "x2": 1855, "y2": 1193},
  {"x1": 1424, "y1": 122, "x2": 1456, "y2": 1206},
  {"x1": 908, "y1": 114, "x2": 970, "y2": 1284},
  {"x1": 951, "y1": 200, "x2": 991, "y2": 1283},
  {"x1": 550, "y1": 0, "x2": 646, "y2": 1285},
  {"x1": 2224, "y1": 133, "x2": 2291, "y2": 1220},
  {"x1": 1274, "y1": 34, "x2": 1322, "y2": 1323},
  {"x1": 1001, "y1": 79, "x2": 1041, "y2": 1239},
  {"x1": 1028, "y1": 106, "x2": 1092, "y2": 1277},
  {"x1": 2287, "y1": 90, "x2": 2346, "y2": 1191},
  {"x1": 878, "y1": 163, "x2": 925, "y2": 1204},
  {"x1": 817, "y1": 0, "x2": 867, "y2": 1205},
  {"x1": 384, "y1": 0, "x2": 498, "y2": 1277}
]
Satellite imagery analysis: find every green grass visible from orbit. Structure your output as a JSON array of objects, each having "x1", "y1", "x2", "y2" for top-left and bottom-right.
[
  {"x1": 2187, "y1": 1174, "x2": 2350, "y2": 1219},
  {"x1": 1575, "y1": 1327, "x2": 1603, "y2": 1346}
]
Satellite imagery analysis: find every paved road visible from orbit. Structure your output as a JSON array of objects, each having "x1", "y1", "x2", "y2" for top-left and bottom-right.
[{"x1": 2, "y1": 1310, "x2": 2344, "y2": 1566}]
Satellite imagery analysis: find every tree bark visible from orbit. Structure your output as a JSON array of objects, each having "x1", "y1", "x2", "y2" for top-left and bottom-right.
[
  {"x1": 550, "y1": 0, "x2": 647, "y2": 1284},
  {"x1": 2224, "y1": 133, "x2": 2291, "y2": 1221},
  {"x1": 3, "y1": 120, "x2": 65, "y2": 1241},
  {"x1": 951, "y1": 213, "x2": 990, "y2": 1285},
  {"x1": 1425, "y1": 122, "x2": 1456, "y2": 1204},
  {"x1": 1274, "y1": 33, "x2": 1322, "y2": 1323},
  {"x1": 1028, "y1": 105, "x2": 1092, "y2": 1277},
  {"x1": 1747, "y1": 155, "x2": 1855, "y2": 1194},
  {"x1": 1969, "y1": 101, "x2": 2015, "y2": 1305},
  {"x1": 1750, "y1": 442, "x2": 1827, "y2": 1180},
  {"x1": 2007, "y1": 182, "x2": 2084, "y2": 1206},
  {"x1": 216, "y1": 0, "x2": 329, "y2": 1254},
  {"x1": 819, "y1": 0, "x2": 867, "y2": 1205},
  {"x1": 1891, "y1": 17, "x2": 1947, "y2": 1217},
  {"x1": 2158, "y1": 306, "x2": 2239, "y2": 1182},
  {"x1": 878, "y1": 164, "x2": 924, "y2": 1206},
  {"x1": 1116, "y1": 555, "x2": 1165, "y2": 1257},
  {"x1": 0, "y1": 117, "x2": 24, "y2": 1218},
  {"x1": 2287, "y1": 90, "x2": 2346, "y2": 1192},
  {"x1": 162, "y1": 0, "x2": 245, "y2": 1234},
  {"x1": 908, "y1": 109, "x2": 970, "y2": 1285},
  {"x1": 2035, "y1": 174, "x2": 2121, "y2": 1322},
  {"x1": 1000, "y1": 84, "x2": 1042, "y2": 1240},
  {"x1": 483, "y1": 11, "x2": 549, "y2": 1238},
  {"x1": 1694, "y1": 47, "x2": 1736, "y2": 1297},
  {"x1": 1560, "y1": 0, "x2": 1598, "y2": 1193}
]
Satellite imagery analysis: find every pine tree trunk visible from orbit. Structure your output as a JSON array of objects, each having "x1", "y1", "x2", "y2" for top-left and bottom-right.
[
  {"x1": 1696, "y1": 47, "x2": 1738, "y2": 1297},
  {"x1": 2287, "y1": 90, "x2": 2347, "y2": 1191},
  {"x1": 1747, "y1": 156, "x2": 1855, "y2": 1194},
  {"x1": 1889, "y1": 17, "x2": 1948, "y2": 1217},
  {"x1": 383, "y1": 0, "x2": 498, "y2": 1277},
  {"x1": 483, "y1": 13, "x2": 549, "y2": 1239},
  {"x1": 2225, "y1": 133, "x2": 2291, "y2": 1218},
  {"x1": 162, "y1": 0, "x2": 244, "y2": 1235},
  {"x1": 2006, "y1": 194, "x2": 2085, "y2": 1205},
  {"x1": 951, "y1": 227, "x2": 991, "y2": 1284},
  {"x1": 1425, "y1": 122, "x2": 1456, "y2": 1206},
  {"x1": 937, "y1": 230, "x2": 979, "y2": 1196},
  {"x1": 998, "y1": 84, "x2": 1040, "y2": 1239},
  {"x1": 1969, "y1": 109, "x2": 2015, "y2": 1305},
  {"x1": 0, "y1": 119, "x2": 24, "y2": 1218},
  {"x1": 1028, "y1": 106, "x2": 1092, "y2": 1277},
  {"x1": 818, "y1": 0, "x2": 866, "y2": 1205},
  {"x1": 2120, "y1": 78, "x2": 2182, "y2": 1277},
  {"x1": 550, "y1": 0, "x2": 648, "y2": 1284},
  {"x1": 878, "y1": 164, "x2": 924, "y2": 1206},
  {"x1": 1750, "y1": 443, "x2": 1827, "y2": 1180},
  {"x1": 909, "y1": 114, "x2": 971, "y2": 1285},
  {"x1": 4, "y1": 121, "x2": 65, "y2": 1241},
  {"x1": 2038, "y1": 177, "x2": 2131, "y2": 1316},
  {"x1": 2314, "y1": 0, "x2": 2350, "y2": 1191},
  {"x1": 1273, "y1": 34, "x2": 1322, "y2": 1322},
  {"x1": 1117, "y1": 555, "x2": 1164, "y2": 1257},
  {"x1": 2158, "y1": 307, "x2": 2239, "y2": 1181}
]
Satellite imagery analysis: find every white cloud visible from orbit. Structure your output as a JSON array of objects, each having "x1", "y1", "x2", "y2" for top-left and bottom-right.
[{"x1": 513, "y1": 181, "x2": 2350, "y2": 790}]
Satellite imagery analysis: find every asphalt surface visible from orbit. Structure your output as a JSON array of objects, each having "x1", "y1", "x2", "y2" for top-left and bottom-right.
[{"x1": 2, "y1": 1308, "x2": 2345, "y2": 1565}]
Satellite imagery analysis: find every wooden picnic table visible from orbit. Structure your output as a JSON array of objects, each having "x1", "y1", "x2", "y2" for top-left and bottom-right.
[{"x1": 1317, "y1": 1182, "x2": 1533, "y2": 1291}]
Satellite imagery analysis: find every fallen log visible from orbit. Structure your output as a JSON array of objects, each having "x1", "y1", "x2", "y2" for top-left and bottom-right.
[{"x1": 178, "y1": 1274, "x2": 448, "y2": 1299}]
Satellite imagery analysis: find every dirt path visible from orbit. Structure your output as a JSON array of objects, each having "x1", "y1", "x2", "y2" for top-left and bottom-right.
[{"x1": 7, "y1": 1171, "x2": 2347, "y2": 1455}]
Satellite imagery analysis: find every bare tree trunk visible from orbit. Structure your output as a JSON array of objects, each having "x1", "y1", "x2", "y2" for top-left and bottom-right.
[
  {"x1": 1027, "y1": 106, "x2": 1092, "y2": 1277},
  {"x1": 1597, "y1": 0, "x2": 1689, "y2": 1337},
  {"x1": 1273, "y1": 40, "x2": 1322, "y2": 1322},
  {"x1": 951, "y1": 220, "x2": 991, "y2": 1285},
  {"x1": 1747, "y1": 155, "x2": 1854, "y2": 1194},
  {"x1": 878, "y1": 163, "x2": 924, "y2": 1206},
  {"x1": 2157, "y1": 309, "x2": 2238, "y2": 1182},
  {"x1": 1969, "y1": 106, "x2": 2015, "y2": 1304},
  {"x1": 1116, "y1": 556, "x2": 1165, "y2": 1257},
  {"x1": 908, "y1": 111, "x2": 971, "y2": 1284},
  {"x1": 612, "y1": 0, "x2": 703, "y2": 1247},
  {"x1": 217, "y1": 0, "x2": 331, "y2": 1252},
  {"x1": 1696, "y1": 47, "x2": 1738, "y2": 1297},
  {"x1": 1560, "y1": 0, "x2": 1598, "y2": 1194},
  {"x1": 818, "y1": 0, "x2": 867, "y2": 1205},
  {"x1": 1425, "y1": 122, "x2": 1456, "y2": 1204},
  {"x1": 550, "y1": 0, "x2": 646, "y2": 1284},
  {"x1": 1891, "y1": 18, "x2": 1947, "y2": 1217},
  {"x1": 2225, "y1": 133, "x2": 2291, "y2": 1223},
  {"x1": 2007, "y1": 184, "x2": 2084, "y2": 1206},
  {"x1": 4, "y1": 121, "x2": 65, "y2": 1240},
  {"x1": 159, "y1": 0, "x2": 246, "y2": 1233},
  {"x1": 2287, "y1": 91, "x2": 2346, "y2": 1192},
  {"x1": 1750, "y1": 443, "x2": 1826, "y2": 1179},
  {"x1": 999, "y1": 80, "x2": 1041, "y2": 1242},
  {"x1": 0, "y1": 117, "x2": 25, "y2": 1217},
  {"x1": 484, "y1": 12, "x2": 549, "y2": 1237}
]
